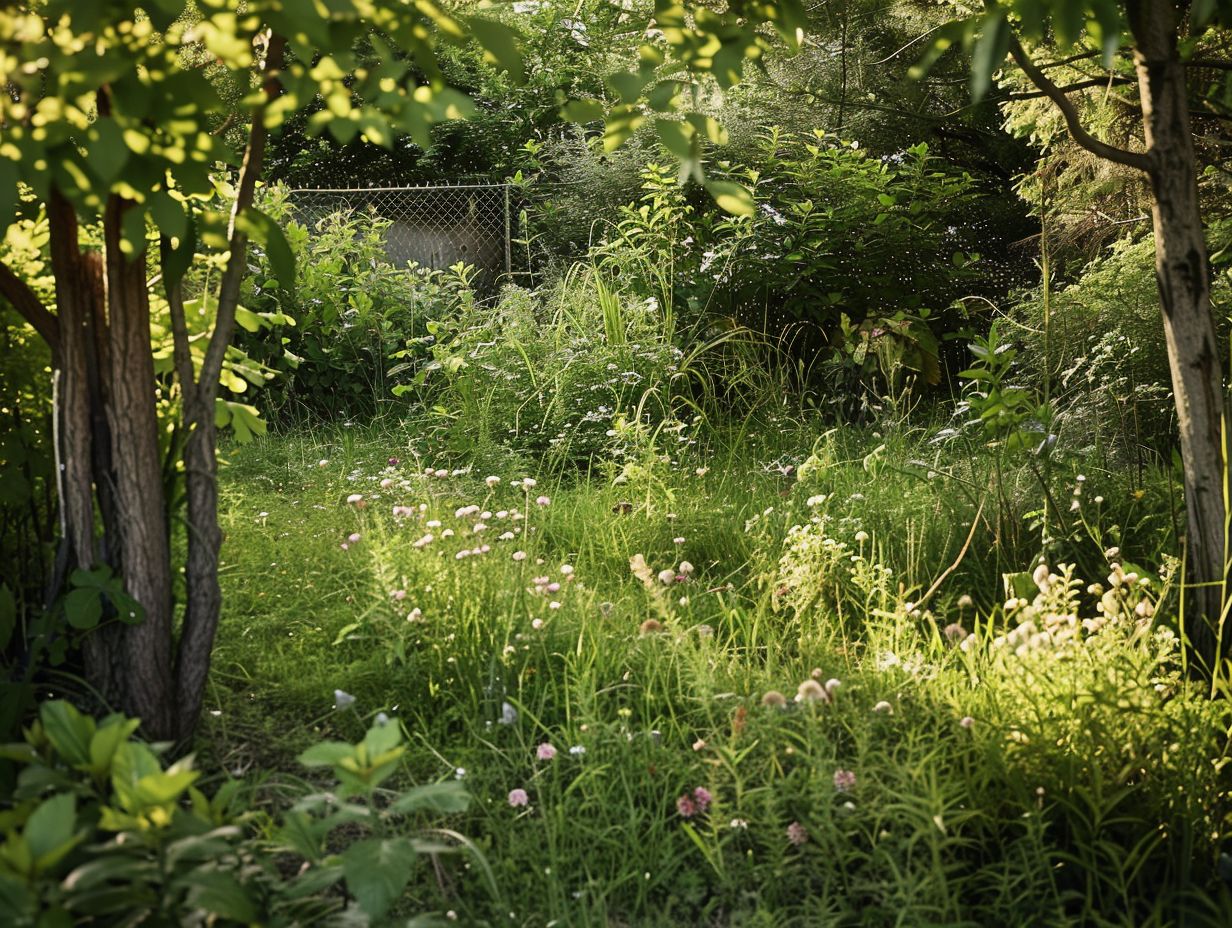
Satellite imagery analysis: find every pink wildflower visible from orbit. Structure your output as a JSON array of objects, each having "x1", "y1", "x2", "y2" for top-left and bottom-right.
[
  {"x1": 833, "y1": 769, "x2": 856, "y2": 792},
  {"x1": 536, "y1": 743, "x2": 557, "y2": 760},
  {"x1": 676, "y1": 794, "x2": 697, "y2": 818},
  {"x1": 787, "y1": 821, "x2": 808, "y2": 846},
  {"x1": 508, "y1": 788, "x2": 529, "y2": 807},
  {"x1": 692, "y1": 786, "x2": 712, "y2": 812}
]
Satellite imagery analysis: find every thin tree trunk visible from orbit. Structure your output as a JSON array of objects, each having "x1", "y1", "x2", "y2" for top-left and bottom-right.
[
  {"x1": 102, "y1": 196, "x2": 175, "y2": 738},
  {"x1": 1131, "y1": 1, "x2": 1229, "y2": 664},
  {"x1": 173, "y1": 31, "x2": 286, "y2": 739}
]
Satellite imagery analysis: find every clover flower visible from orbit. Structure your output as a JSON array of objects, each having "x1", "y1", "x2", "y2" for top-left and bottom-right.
[
  {"x1": 508, "y1": 789, "x2": 529, "y2": 807},
  {"x1": 536, "y1": 743, "x2": 557, "y2": 760},
  {"x1": 795, "y1": 679, "x2": 828, "y2": 703},
  {"x1": 833, "y1": 769, "x2": 856, "y2": 792},
  {"x1": 786, "y1": 821, "x2": 808, "y2": 846}
]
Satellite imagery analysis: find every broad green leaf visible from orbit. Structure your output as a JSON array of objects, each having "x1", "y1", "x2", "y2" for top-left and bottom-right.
[
  {"x1": 64, "y1": 588, "x2": 103, "y2": 630},
  {"x1": 178, "y1": 870, "x2": 258, "y2": 923},
  {"x1": 88, "y1": 717, "x2": 142, "y2": 778},
  {"x1": 341, "y1": 837, "x2": 417, "y2": 920},
  {"x1": 562, "y1": 98, "x2": 605, "y2": 124},
  {"x1": 390, "y1": 782, "x2": 470, "y2": 815},
  {"x1": 466, "y1": 16, "x2": 524, "y2": 81},
  {"x1": 40, "y1": 701, "x2": 94, "y2": 767},
  {"x1": 655, "y1": 119, "x2": 695, "y2": 160},
  {"x1": 705, "y1": 180, "x2": 756, "y2": 217},
  {"x1": 25, "y1": 793, "x2": 80, "y2": 873},
  {"x1": 238, "y1": 208, "x2": 295, "y2": 293},
  {"x1": 298, "y1": 741, "x2": 354, "y2": 767},
  {"x1": 969, "y1": 10, "x2": 1009, "y2": 102}
]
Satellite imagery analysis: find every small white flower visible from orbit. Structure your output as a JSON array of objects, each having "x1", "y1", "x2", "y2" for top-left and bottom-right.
[
  {"x1": 334, "y1": 689, "x2": 355, "y2": 710},
  {"x1": 499, "y1": 701, "x2": 518, "y2": 725},
  {"x1": 569, "y1": 745, "x2": 586, "y2": 756}
]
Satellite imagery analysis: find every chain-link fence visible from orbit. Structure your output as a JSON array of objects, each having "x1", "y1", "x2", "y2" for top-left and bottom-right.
[{"x1": 286, "y1": 182, "x2": 516, "y2": 291}]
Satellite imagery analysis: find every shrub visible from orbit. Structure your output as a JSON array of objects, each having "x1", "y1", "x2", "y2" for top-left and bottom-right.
[
  {"x1": 0, "y1": 700, "x2": 476, "y2": 926},
  {"x1": 241, "y1": 191, "x2": 466, "y2": 423},
  {"x1": 417, "y1": 269, "x2": 682, "y2": 466}
]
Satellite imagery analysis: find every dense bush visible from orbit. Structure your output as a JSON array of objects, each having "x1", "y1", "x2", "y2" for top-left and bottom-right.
[
  {"x1": 587, "y1": 132, "x2": 1033, "y2": 412},
  {"x1": 1009, "y1": 227, "x2": 1232, "y2": 465},
  {"x1": 240, "y1": 194, "x2": 466, "y2": 423},
  {"x1": 0, "y1": 700, "x2": 477, "y2": 926}
]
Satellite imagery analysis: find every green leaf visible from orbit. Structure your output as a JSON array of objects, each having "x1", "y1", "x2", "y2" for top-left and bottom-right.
[
  {"x1": 86, "y1": 117, "x2": 130, "y2": 186},
  {"x1": 562, "y1": 98, "x2": 605, "y2": 124},
  {"x1": 88, "y1": 717, "x2": 142, "y2": 777},
  {"x1": 161, "y1": 217, "x2": 198, "y2": 287},
  {"x1": 238, "y1": 208, "x2": 295, "y2": 293},
  {"x1": 685, "y1": 113, "x2": 728, "y2": 145},
  {"x1": 341, "y1": 837, "x2": 417, "y2": 921},
  {"x1": 298, "y1": 742, "x2": 354, "y2": 767},
  {"x1": 466, "y1": 17, "x2": 523, "y2": 81},
  {"x1": 25, "y1": 793, "x2": 81, "y2": 873},
  {"x1": 177, "y1": 870, "x2": 257, "y2": 923},
  {"x1": 655, "y1": 119, "x2": 695, "y2": 160},
  {"x1": 64, "y1": 588, "x2": 103, "y2": 630},
  {"x1": 149, "y1": 191, "x2": 187, "y2": 241},
  {"x1": 40, "y1": 701, "x2": 94, "y2": 767},
  {"x1": 705, "y1": 180, "x2": 756, "y2": 217},
  {"x1": 0, "y1": 161, "x2": 18, "y2": 234},
  {"x1": 604, "y1": 106, "x2": 645, "y2": 153},
  {"x1": 390, "y1": 782, "x2": 470, "y2": 815},
  {"x1": 969, "y1": 10, "x2": 1010, "y2": 102}
]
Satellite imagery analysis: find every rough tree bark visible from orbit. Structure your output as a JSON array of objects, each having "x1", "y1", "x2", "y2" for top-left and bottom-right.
[
  {"x1": 1129, "y1": 0, "x2": 1229, "y2": 664},
  {"x1": 1009, "y1": 1, "x2": 1230, "y2": 666},
  {"x1": 101, "y1": 195, "x2": 176, "y2": 739}
]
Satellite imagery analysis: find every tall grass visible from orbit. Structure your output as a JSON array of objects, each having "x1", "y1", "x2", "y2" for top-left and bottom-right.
[{"x1": 204, "y1": 418, "x2": 1232, "y2": 926}]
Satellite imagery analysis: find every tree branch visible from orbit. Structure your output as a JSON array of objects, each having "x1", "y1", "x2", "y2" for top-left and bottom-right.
[
  {"x1": 1008, "y1": 76, "x2": 1136, "y2": 99},
  {"x1": 161, "y1": 235, "x2": 197, "y2": 404},
  {"x1": 1008, "y1": 35, "x2": 1153, "y2": 173},
  {"x1": 0, "y1": 261, "x2": 60, "y2": 356},
  {"x1": 199, "y1": 31, "x2": 285, "y2": 396}
]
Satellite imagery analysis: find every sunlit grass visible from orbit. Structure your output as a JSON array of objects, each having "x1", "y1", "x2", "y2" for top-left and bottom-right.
[{"x1": 203, "y1": 418, "x2": 1232, "y2": 926}]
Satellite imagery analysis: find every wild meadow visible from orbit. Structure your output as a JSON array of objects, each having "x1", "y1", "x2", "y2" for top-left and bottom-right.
[{"x1": 4, "y1": 2, "x2": 1232, "y2": 927}]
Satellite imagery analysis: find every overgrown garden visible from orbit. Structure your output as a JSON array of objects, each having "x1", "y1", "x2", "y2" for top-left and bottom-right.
[{"x1": 2, "y1": 2, "x2": 1232, "y2": 925}]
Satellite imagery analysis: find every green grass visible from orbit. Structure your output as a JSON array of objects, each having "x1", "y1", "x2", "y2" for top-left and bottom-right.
[{"x1": 202, "y1": 417, "x2": 1232, "y2": 926}]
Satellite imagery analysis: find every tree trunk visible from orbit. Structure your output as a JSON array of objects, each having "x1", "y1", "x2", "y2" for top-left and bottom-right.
[
  {"x1": 46, "y1": 192, "x2": 128, "y2": 704},
  {"x1": 101, "y1": 197, "x2": 176, "y2": 738},
  {"x1": 1131, "y1": 1, "x2": 1229, "y2": 664}
]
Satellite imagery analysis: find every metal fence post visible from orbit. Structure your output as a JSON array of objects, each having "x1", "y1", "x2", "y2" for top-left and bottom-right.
[{"x1": 504, "y1": 183, "x2": 512, "y2": 277}]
